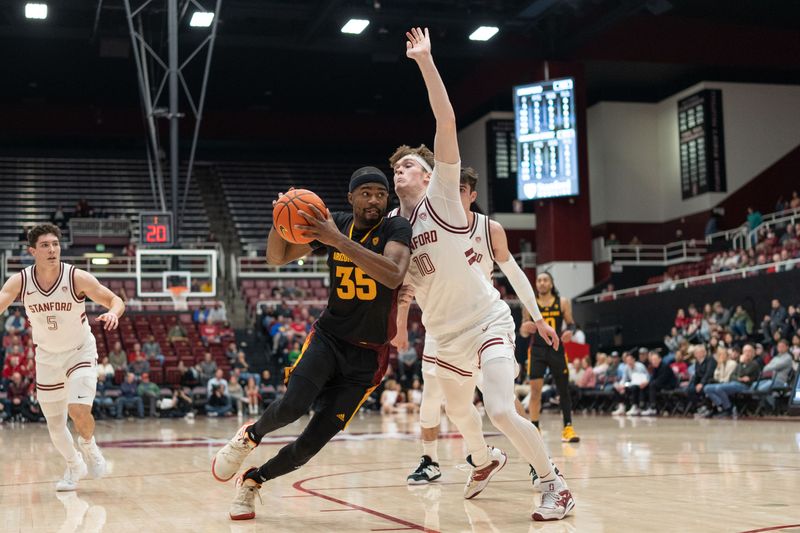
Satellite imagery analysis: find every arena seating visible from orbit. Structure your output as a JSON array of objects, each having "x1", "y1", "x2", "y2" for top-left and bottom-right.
[
  {"x1": 240, "y1": 277, "x2": 328, "y2": 315},
  {"x1": 0, "y1": 157, "x2": 210, "y2": 245}
]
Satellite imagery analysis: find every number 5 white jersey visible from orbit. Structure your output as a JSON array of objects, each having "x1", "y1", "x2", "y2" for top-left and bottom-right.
[
  {"x1": 390, "y1": 160, "x2": 501, "y2": 339},
  {"x1": 20, "y1": 262, "x2": 91, "y2": 360}
]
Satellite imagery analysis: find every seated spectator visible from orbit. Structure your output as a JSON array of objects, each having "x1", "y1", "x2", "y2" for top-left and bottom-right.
[
  {"x1": 244, "y1": 376, "x2": 261, "y2": 415},
  {"x1": 224, "y1": 341, "x2": 238, "y2": 362},
  {"x1": 571, "y1": 324, "x2": 586, "y2": 344},
  {"x1": 128, "y1": 342, "x2": 145, "y2": 364},
  {"x1": 96, "y1": 356, "x2": 115, "y2": 381},
  {"x1": 408, "y1": 378, "x2": 423, "y2": 412},
  {"x1": 207, "y1": 303, "x2": 227, "y2": 324},
  {"x1": 606, "y1": 233, "x2": 619, "y2": 245},
  {"x1": 159, "y1": 386, "x2": 194, "y2": 418},
  {"x1": 575, "y1": 357, "x2": 597, "y2": 389},
  {"x1": 397, "y1": 344, "x2": 420, "y2": 389},
  {"x1": 122, "y1": 239, "x2": 137, "y2": 257},
  {"x1": 711, "y1": 301, "x2": 731, "y2": 328},
  {"x1": 137, "y1": 372, "x2": 161, "y2": 417},
  {"x1": 611, "y1": 353, "x2": 650, "y2": 416},
  {"x1": 199, "y1": 352, "x2": 217, "y2": 383},
  {"x1": 674, "y1": 308, "x2": 690, "y2": 332},
  {"x1": 2, "y1": 354, "x2": 28, "y2": 381},
  {"x1": 730, "y1": 305, "x2": 754, "y2": 340},
  {"x1": 93, "y1": 372, "x2": 116, "y2": 419},
  {"x1": 198, "y1": 316, "x2": 220, "y2": 345},
  {"x1": 115, "y1": 373, "x2": 144, "y2": 418},
  {"x1": 7, "y1": 372, "x2": 34, "y2": 421},
  {"x1": 205, "y1": 381, "x2": 233, "y2": 417},
  {"x1": 233, "y1": 351, "x2": 259, "y2": 386},
  {"x1": 669, "y1": 350, "x2": 690, "y2": 384},
  {"x1": 218, "y1": 321, "x2": 235, "y2": 343},
  {"x1": 702, "y1": 344, "x2": 760, "y2": 417},
  {"x1": 754, "y1": 339, "x2": 794, "y2": 408},
  {"x1": 50, "y1": 204, "x2": 69, "y2": 229},
  {"x1": 287, "y1": 341, "x2": 302, "y2": 367},
  {"x1": 142, "y1": 335, "x2": 164, "y2": 365},
  {"x1": 23, "y1": 338, "x2": 35, "y2": 362},
  {"x1": 75, "y1": 197, "x2": 92, "y2": 218},
  {"x1": 130, "y1": 353, "x2": 150, "y2": 377},
  {"x1": 167, "y1": 322, "x2": 188, "y2": 343},
  {"x1": 5, "y1": 309, "x2": 28, "y2": 336},
  {"x1": 760, "y1": 299, "x2": 788, "y2": 343},
  {"x1": 177, "y1": 360, "x2": 200, "y2": 388},
  {"x1": 640, "y1": 351, "x2": 678, "y2": 416},
  {"x1": 108, "y1": 341, "x2": 127, "y2": 368},
  {"x1": 206, "y1": 368, "x2": 228, "y2": 396},
  {"x1": 228, "y1": 374, "x2": 245, "y2": 415},
  {"x1": 713, "y1": 347, "x2": 738, "y2": 385},
  {"x1": 380, "y1": 379, "x2": 404, "y2": 414},
  {"x1": 193, "y1": 305, "x2": 210, "y2": 324}
]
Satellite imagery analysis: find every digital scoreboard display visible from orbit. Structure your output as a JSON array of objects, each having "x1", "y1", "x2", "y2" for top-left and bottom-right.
[
  {"x1": 514, "y1": 78, "x2": 579, "y2": 200},
  {"x1": 678, "y1": 89, "x2": 726, "y2": 199},
  {"x1": 139, "y1": 211, "x2": 174, "y2": 247}
]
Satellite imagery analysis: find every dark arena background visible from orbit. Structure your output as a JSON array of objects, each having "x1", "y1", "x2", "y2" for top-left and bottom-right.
[{"x1": 1, "y1": 1, "x2": 799, "y2": 531}]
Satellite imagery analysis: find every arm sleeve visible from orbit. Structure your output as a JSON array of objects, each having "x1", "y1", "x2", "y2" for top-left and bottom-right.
[
  {"x1": 426, "y1": 160, "x2": 468, "y2": 228},
  {"x1": 497, "y1": 256, "x2": 542, "y2": 321}
]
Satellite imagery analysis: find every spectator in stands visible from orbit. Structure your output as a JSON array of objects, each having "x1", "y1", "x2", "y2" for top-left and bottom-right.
[
  {"x1": 790, "y1": 191, "x2": 800, "y2": 210},
  {"x1": 206, "y1": 368, "x2": 228, "y2": 397},
  {"x1": 115, "y1": 373, "x2": 144, "y2": 418},
  {"x1": 576, "y1": 357, "x2": 596, "y2": 389},
  {"x1": 128, "y1": 342, "x2": 145, "y2": 364},
  {"x1": 93, "y1": 373, "x2": 116, "y2": 419},
  {"x1": 122, "y1": 239, "x2": 137, "y2": 257},
  {"x1": 286, "y1": 341, "x2": 302, "y2": 367},
  {"x1": 22, "y1": 337, "x2": 35, "y2": 362},
  {"x1": 730, "y1": 305, "x2": 754, "y2": 340},
  {"x1": 178, "y1": 360, "x2": 200, "y2": 388},
  {"x1": 711, "y1": 301, "x2": 731, "y2": 328},
  {"x1": 109, "y1": 341, "x2": 127, "y2": 368},
  {"x1": 713, "y1": 347, "x2": 738, "y2": 385},
  {"x1": 225, "y1": 341, "x2": 238, "y2": 362},
  {"x1": 228, "y1": 374, "x2": 245, "y2": 415},
  {"x1": 687, "y1": 344, "x2": 716, "y2": 412},
  {"x1": 233, "y1": 351, "x2": 259, "y2": 386},
  {"x1": 161, "y1": 386, "x2": 194, "y2": 419},
  {"x1": 137, "y1": 372, "x2": 161, "y2": 417},
  {"x1": 199, "y1": 352, "x2": 217, "y2": 383},
  {"x1": 7, "y1": 372, "x2": 41, "y2": 421},
  {"x1": 198, "y1": 316, "x2": 220, "y2": 345},
  {"x1": 380, "y1": 380, "x2": 404, "y2": 415},
  {"x1": 130, "y1": 352, "x2": 150, "y2": 377},
  {"x1": 637, "y1": 347, "x2": 650, "y2": 369},
  {"x1": 569, "y1": 324, "x2": 586, "y2": 344},
  {"x1": 702, "y1": 344, "x2": 760, "y2": 417},
  {"x1": 244, "y1": 376, "x2": 261, "y2": 415},
  {"x1": 755, "y1": 339, "x2": 793, "y2": 408},
  {"x1": 606, "y1": 233, "x2": 619, "y2": 246},
  {"x1": 75, "y1": 198, "x2": 92, "y2": 218},
  {"x1": 611, "y1": 353, "x2": 650, "y2": 416},
  {"x1": 142, "y1": 335, "x2": 164, "y2": 365},
  {"x1": 641, "y1": 351, "x2": 678, "y2": 416},
  {"x1": 193, "y1": 305, "x2": 210, "y2": 324},
  {"x1": 674, "y1": 308, "x2": 690, "y2": 332},
  {"x1": 96, "y1": 356, "x2": 114, "y2": 381},
  {"x1": 167, "y1": 322, "x2": 188, "y2": 343},
  {"x1": 2, "y1": 354, "x2": 28, "y2": 381},
  {"x1": 629, "y1": 235, "x2": 642, "y2": 246},
  {"x1": 746, "y1": 206, "x2": 762, "y2": 230},
  {"x1": 18, "y1": 224, "x2": 32, "y2": 243},
  {"x1": 207, "y1": 302, "x2": 227, "y2": 324},
  {"x1": 205, "y1": 382, "x2": 233, "y2": 417},
  {"x1": 50, "y1": 204, "x2": 68, "y2": 229},
  {"x1": 218, "y1": 321, "x2": 235, "y2": 343},
  {"x1": 669, "y1": 350, "x2": 690, "y2": 384},
  {"x1": 704, "y1": 213, "x2": 718, "y2": 238},
  {"x1": 397, "y1": 343, "x2": 420, "y2": 389},
  {"x1": 761, "y1": 299, "x2": 788, "y2": 342},
  {"x1": 5, "y1": 309, "x2": 28, "y2": 336}
]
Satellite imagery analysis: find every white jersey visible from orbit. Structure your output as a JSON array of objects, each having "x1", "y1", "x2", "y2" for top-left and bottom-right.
[
  {"x1": 390, "y1": 160, "x2": 503, "y2": 339},
  {"x1": 467, "y1": 212, "x2": 495, "y2": 282},
  {"x1": 21, "y1": 262, "x2": 91, "y2": 357}
]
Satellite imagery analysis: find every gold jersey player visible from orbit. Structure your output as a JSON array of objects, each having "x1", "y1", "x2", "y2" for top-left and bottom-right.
[
  {"x1": 0, "y1": 224, "x2": 124, "y2": 491},
  {"x1": 212, "y1": 167, "x2": 412, "y2": 521},
  {"x1": 520, "y1": 272, "x2": 580, "y2": 444}
]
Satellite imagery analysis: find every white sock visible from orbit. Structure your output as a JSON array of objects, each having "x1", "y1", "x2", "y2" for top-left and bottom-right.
[
  {"x1": 78, "y1": 436, "x2": 96, "y2": 449},
  {"x1": 422, "y1": 440, "x2": 438, "y2": 462}
]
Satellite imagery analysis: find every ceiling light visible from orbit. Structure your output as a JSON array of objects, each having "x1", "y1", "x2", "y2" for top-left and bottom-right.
[
  {"x1": 469, "y1": 26, "x2": 499, "y2": 41},
  {"x1": 25, "y1": 3, "x2": 48, "y2": 20},
  {"x1": 189, "y1": 11, "x2": 214, "y2": 27},
  {"x1": 341, "y1": 19, "x2": 369, "y2": 35}
]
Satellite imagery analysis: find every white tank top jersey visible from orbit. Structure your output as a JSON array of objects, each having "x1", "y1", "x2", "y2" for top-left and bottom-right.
[
  {"x1": 467, "y1": 212, "x2": 495, "y2": 282},
  {"x1": 389, "y1": 160, "x2": 501, "y2": 338},
  {"x1": 20, "y1": 262, "x2": 91, "y2": 356}
]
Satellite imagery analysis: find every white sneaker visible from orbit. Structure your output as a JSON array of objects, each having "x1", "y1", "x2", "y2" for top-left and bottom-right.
[
  {"x1": 640, "y1": 407, "x2": 657, "y2": 416},
  {"x1": 229, "y1": 468, "x2": 262, "y2": 521},
  {"x1": 626, "y1": 405, "x2": 641, "y2": 416},
  {"x1": 532, "y1": 479, "x2": 575, "y2": 521},
  {"x1": 611, "y1": 403, "x2": 626, "y2": 416},
  {"x1": 212, "y1": 423, "x2": 258, "y2": 482},
  {"x1": 407, "y1": 455, "x2": 442, "y2": 485},
  {"x1": 56, "y1": 455, "x2": 88, "y2": 492},
  {"x1": 78, "y1": 436, "x2": 107, "y2": 479},
  {"x1": 464, "y1": 446, "x2": 507, "y2": 499}
]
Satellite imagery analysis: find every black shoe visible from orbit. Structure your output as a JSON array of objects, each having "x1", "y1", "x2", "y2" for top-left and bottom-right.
[{"x1": 407, "y1": 455, "x2": 442, "y2": 485}]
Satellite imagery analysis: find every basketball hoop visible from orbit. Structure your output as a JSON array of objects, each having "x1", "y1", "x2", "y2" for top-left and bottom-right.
[{"x1": 168, "y1": 286, "x2": 189, "y2": 311}]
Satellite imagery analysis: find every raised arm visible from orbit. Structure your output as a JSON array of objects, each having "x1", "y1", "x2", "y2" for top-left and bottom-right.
[
  {"x1": 0, "y1": 274, "x2": 22, "y2": 315},
  {"x1": 74, "y1": 269, "x2": 125, "y2": 330}
]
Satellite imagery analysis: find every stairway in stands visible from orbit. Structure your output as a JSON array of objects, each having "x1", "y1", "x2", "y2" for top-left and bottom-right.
[{"x1": 195, "y1": 163, "x2": 248, "y2": 328}]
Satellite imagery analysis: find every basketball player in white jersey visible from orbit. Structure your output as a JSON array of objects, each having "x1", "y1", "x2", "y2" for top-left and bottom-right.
[
  {"x1": 394, "y1": 167, "x2": 561, "y2": 489},
  {"x1": 391, "y1": 27, "x2": 574, "y2": 520},
  {"x1": 0, "y1": 224, "x2": 124, "y2": 491}
]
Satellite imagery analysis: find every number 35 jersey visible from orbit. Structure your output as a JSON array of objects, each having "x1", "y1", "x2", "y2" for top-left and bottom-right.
[
  {"x1": 21, "y1": 262, "x2": 91, "y2": 358},
  {"x1": 312, "y1": 212, "x2": 412, "y2": 346}
]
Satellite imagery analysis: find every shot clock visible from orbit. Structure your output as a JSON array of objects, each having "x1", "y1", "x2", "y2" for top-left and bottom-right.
[{"x1": 139, "y1": 212, "x2": 174, "y2": 247}]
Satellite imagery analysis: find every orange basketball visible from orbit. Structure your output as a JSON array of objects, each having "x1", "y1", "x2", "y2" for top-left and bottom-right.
[{"x1": 272, "y1": 189, "x2": 328, "y2": 244}]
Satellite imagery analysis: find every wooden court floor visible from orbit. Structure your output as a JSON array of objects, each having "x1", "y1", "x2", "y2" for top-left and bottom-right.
[{"x1": 2, "y1": 411, "x2": 799, "y2": 533}]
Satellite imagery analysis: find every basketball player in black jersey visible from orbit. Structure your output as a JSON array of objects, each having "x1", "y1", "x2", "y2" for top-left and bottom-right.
[
  {"x1": 212, "y1": 167, "x2": 412, "y2": 521},
  {"x1": 520, "y1": 272, "x2": 580, "y2": 444}
]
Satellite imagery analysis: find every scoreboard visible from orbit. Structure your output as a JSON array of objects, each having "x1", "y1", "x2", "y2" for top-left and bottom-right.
[
  {"x1": 678, "y1": 89, "x2": 726, "y2": 199},
  {"x1": 513, "y1": 78, "x2": 579, "y2": 200}
]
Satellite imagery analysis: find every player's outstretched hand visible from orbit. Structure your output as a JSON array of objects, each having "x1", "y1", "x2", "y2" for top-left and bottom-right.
[
  {"x1": 97, "y1": 312, "x2": 119, "y2": 331},
  {"x1": 405, "y1": 27, "x2": 431, "y2": 61},
  {"x1": 294, "y1": 204, "x2": 340, "y2": 246},
  {"x1": 535, "y1": 319, "x2": 560, "y2": 351}
]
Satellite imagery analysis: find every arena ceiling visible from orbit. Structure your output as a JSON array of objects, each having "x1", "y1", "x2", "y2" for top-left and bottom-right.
[{"x1": 1, "y1": 0, "x2": 799, "y2": 131}]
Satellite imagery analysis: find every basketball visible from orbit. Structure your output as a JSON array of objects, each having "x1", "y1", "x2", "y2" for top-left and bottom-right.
[{"x1": 272, "y1": 189, "x2": 328, "y2": 244}]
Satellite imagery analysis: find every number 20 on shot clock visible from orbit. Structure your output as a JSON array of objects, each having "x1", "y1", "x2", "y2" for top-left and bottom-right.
[{"x1": 139, "y1": 212, "x2": 174, "y2": 247}]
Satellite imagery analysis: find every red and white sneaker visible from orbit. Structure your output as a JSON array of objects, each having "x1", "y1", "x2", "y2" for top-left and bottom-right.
[
  {"x1": 532, "y1": 479, "x2": 575, "y2": 521},
  {"x1": 464, "y1": 446, "x2": 507, "y2": 499},
  {"x1": 212, "y1": 423, "x2": 258, "y2": 482},
  {"x1": 229, "y1": 468, "x2": 262, "y2": 521}
]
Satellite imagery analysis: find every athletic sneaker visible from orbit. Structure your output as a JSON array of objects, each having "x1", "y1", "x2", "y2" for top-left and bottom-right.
[
  {"x1": 530, "y1": 463, "x2": 563, "y2": 490},
  {"x1": 77, "y1": 436, "x2": 107, "y2": 479},
  {"x1": 626, "y1": 405, "x2": 641, "y2": 416},
  {"x1": 611, "y1": 403, "x2": 626, "y2": 416},
  {"x1": 640, "y1": 407, "x2": 657, "y2": 416},
  {"x1": 229, "y1": 468, "x2": 262, "y2": 521},
  {"x1": 561, "y1": 426, "x2": 580, "y2": 443},
  {"x1": 56, "y1": 455, "x2": 88, "y2": 492},
  {"x1": 464, "y1": 446, "x2": 507, "y2": 499},
  {"x1": 213, "y1": 423, "x2": 258, "y2": 482},
  {"x1": 407, "y1": 455, "x2": 442, "y2": 485},
  {"x1": 532, "y1": 479, "x2": 575, "y2": 521}
]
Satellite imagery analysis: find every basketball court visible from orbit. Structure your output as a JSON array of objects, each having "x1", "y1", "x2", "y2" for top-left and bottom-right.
[{"x1": 2, "y1": 413, "x2": 798, "y2": 533}]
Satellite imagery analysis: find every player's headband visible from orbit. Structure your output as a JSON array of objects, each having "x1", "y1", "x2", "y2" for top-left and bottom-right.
[
  {"x1": 349, "y1": 166, "x2": 390, "y2": 192},
  {"x1": 396, "y1": 154, "x2": 433, "y2": 173}
]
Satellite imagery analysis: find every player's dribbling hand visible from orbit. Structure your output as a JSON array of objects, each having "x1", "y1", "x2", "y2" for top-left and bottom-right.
[
  {"x1": 97, "y1": 312, "x2": 119, "y2": 331},
  {"x1": 534, "y1": 319, "x2": 560, "y2": 351},
  {"x1": 294, "y1": 204, "x2": 340, "y2": 246},
  {"x1": 405, "y1": 27, "x2": 431, "y2": 61}
]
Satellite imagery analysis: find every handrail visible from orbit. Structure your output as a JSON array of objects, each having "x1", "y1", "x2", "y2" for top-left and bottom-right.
[
  {"x1": 238, "y1": 255, "x2": 329, "y2": 278},
  {"x1": 739, "y1": 209, "x2": 800, "y2": 250},
  {"x1": 607, "y1": 240, "x2": 707, "y2": 266},
  {"x1": 576, "y1": 257, "x2": 800, "y2": 303}
]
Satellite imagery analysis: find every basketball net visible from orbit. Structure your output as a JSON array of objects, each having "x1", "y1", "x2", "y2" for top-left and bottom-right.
[{"x1": 168, "y1": 286, "x2": 189, "y2": 311}]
